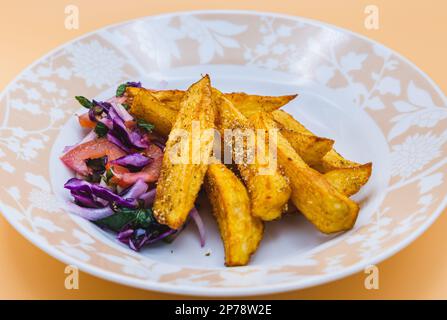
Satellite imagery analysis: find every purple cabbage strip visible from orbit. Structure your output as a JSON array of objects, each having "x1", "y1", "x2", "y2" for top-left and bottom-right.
[
  {"x1": 108, "y1": 106, "x2": 148, "y2": 150},
  {"x1": 139, "y1": 188, "x2": 156, "y2": 207},
  {"x1": 106, "y1": 132, "x2": 131, "y2": 153},
  {"x1": 126, "y1": 81, "x2": 141, "y2": 88},
  {"x1": 71, "y1": 193, "x2": 100, "y2": 208},
  {"x1": 64, "y1": 178, "x2": 138, "y2": 208},
  {"x1": 121, "y1": 179, "x2": 148, "y2": 199},
  {"x1": 110, "y1": 153, "x2": 151, "y2": 170},
  {"x1": 117, "y1": 229, "x2": 134, "y2": 241},
  {"x1": 65, "y1": 201, "x2": 114, "y2": 221},
  {"x1": 112, "y1": 102, "x2": 133, "y2": 122}
]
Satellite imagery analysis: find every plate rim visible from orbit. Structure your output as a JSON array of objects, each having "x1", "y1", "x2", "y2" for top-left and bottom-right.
[{"x1": 1, "y1": 9, "x2": 446, "y2": 297}]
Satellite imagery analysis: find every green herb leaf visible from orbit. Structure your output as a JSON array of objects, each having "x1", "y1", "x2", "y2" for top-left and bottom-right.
[
  {"x1": 86, "y1": 156, "x2": 107, "y2": 173},
  {"x1": 75, "y1": 96, "x2": 93, "y2": 109},
  {"x1": 103, "y1": 168, "x2": 114, "y2": 184},
  {"x1": 95, "y1": 207, "x2": 155, "y2": 232},
  {"x1": 116, "y1": 83, "x2": 127, "y2": 97},
  {"x1": 137, "y1": 119, "x2": 155, "y2": 132},
  {"x1": 94, "y1": 122, "x2": 109, "y2": 138},
  {"x1": 95, "y1": 210, "x2": 135, "y2": 232},
  {"x1": 122, "y1": 103, "x2": 130, "y2": 110}
]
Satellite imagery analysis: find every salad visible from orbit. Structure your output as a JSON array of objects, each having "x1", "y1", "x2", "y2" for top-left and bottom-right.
[{"x1": 60, "y1": 82, "x2": 205, "y2": 251}]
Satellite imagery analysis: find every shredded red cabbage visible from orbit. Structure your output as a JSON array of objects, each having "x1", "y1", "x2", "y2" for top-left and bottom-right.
[
  {"x1": 126, "y1": 81, "x2": 142, "y2": 88},
  {"x1": 65, "y1": 201, "x2": 114, "y2": 221},
  {"x1": 108, "y1": 107, "x2": 148, "y2": 150},
  {"x1": 110, "y1": 153, "x2": 152, "y2": 170},
  {"x1": 139, "y1": 188, "x2": 156, "y2": 207},
  {"x1": 64, "y1": 178, "x2": 140, "y2": 208},
  {"x1": 62, "y1": 83, "x2": 199, "y2": 252}
]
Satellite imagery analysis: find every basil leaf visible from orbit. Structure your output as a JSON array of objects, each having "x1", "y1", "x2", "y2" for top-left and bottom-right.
[
  {"x1": 137, "y1": 119, "x2": 155, "y2": 132},
  {"x1": 94, "y1": 122, "x2": 109, "y2": 138},
  {"x1": 96, "y1": 210, "x2": 135, "y2": 232},
  {"x1": 86, "y1": 156, "x2": 107, "y2": 173},
  {"x1": 95, "y1": 207, "x2": 155, "y2": 232},
  {"x1": 75, "y1": 96, "x2": 93, "y2": 109},
  {"x1": 116, "y1": 83, "x2": 127, "y2": 97},
  {"x1": 122, "y1": 103, "x2": 130, "y2": 110}
]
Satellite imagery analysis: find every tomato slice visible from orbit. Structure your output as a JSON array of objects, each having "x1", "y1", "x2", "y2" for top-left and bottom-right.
[
  {"x1": 60, "y1": 138, "x2": 126, "y2": 176},
  {"x1": 78, "y1": 112, "x2": 96, "y2": 129},
  {"x1": 111, "y1": 144, "x2": 163, "y2": 188}
]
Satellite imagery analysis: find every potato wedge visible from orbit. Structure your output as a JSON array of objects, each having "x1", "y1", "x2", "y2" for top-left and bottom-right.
[
  {"x1": 324, "y1": 163, "x2": 372, "y2": 197},
  {"x1": 272, "y1": 110, "x2": 372, "y2": 195},
  {"x1": 272, "y1": 110, "x2": 360, "y2": 171},
  {"x1": 129, "y1": 89, "x2": 178, "y2": 136},
  {"x1": 250, "y1": 112, "x2": 359, "y2": 234},
  {"x1": 153, "y1": 75, "x2": 215, "y2": 229},
  {"x1": 224, "y1": 92, "x2": 297, "y2": 118},
  {"x1": 213, "y1": 89, "x2": 291, "y2": 221},
  {"x1": 127, "y1": 87, "x2": 297, "y2": 118},
  {"x1": 279, "y1": 127, "x2": 334, "y2": 166},
  {"x1": 205, "y1": 162, "x2": 264, "y2": 266}
]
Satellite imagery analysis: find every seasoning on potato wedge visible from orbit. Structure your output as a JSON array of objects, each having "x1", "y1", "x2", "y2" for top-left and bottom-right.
[
  {"x1": 127, "y1": 87, "x2": 297, "y2": 119},
  {"x1": 272, "y1": 110, "x2": 372, "y2": 195},
  {"x1": 205, "y1": 162, "x2": 264, "y2": 266},
  {"x1": 279, "y1": 127, "x2": 334, "y2": 167},
  {"x1": 324, "y1": 163, "x2": 373, "y2": 197},
  {"x1": 153, "y1": 75, "x2": 215, "y2": 230},
  {"x1": 213, "y1": 89, "x2": 291, "y2": 221},
  {"x1": 250, "y1": 112, "x2": 359, "y2": 234},
  {"x1": 129, "y1": 89, "x2": 178, "y2": 136}
]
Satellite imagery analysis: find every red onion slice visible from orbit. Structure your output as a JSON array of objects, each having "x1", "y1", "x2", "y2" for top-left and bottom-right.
[
  {"x1": 64, "y1": 201, "x2": 113, "y2": 221},
  {"x1": 139, "y1": 188, "x2": 156, "y2": 207},
  {"x1": 190, "y1": 207, "x2": 206, "y2": 247},
  {"x1": 121, "y1": 179, "x2": 148, "y2": 199}
]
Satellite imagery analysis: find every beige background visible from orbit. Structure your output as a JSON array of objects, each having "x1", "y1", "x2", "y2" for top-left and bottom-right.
[{"x1": 1, "y1": 0, "x2": 446, "y2": 299}]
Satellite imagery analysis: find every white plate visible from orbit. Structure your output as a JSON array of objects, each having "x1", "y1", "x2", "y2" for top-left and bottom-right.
[{"x1": 1, "y1": 10, "x2": 446, "y2": 296}]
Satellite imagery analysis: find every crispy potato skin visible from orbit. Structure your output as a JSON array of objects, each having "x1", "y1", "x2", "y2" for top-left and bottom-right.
[
  {"x1": 153, "y1": 75, "x2": 215, "y2": 229},
  {"x1": 279, "y1": 128, "x2": 334, "y2": 166},
  {"x1": 129, "y1": 89, "x2": 177, "y2": 136},
  {"x1": 272, "y1": 110, "x2": 372, "y2": 195},
  {"x1": 251, "y1": 112, "x2": 359, "y2": 234},
  {"x1": 324, "y1": 163, "x2": 372, "y2": 197},
  {"x1": 214, "y1": 90, "x2": 291, "y2": 221},
  {"x1": 272, "y1": 110, "x2": 360, "y2": 172},
  {"x1": 224, "y1": 92, "x2": 297, "y2": 118},
  {"x1": 314, "y1": 150, "x2": 361, "y2": 173},
  {"x1": 127, "y1": 87, "x2": 297, "y2": 119},
  {"x1": 205, "y1": 162, "x2": 264, "y2": 266}
]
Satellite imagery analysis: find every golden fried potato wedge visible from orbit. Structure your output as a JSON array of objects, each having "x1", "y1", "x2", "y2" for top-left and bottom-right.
[
  {"x1": 272, "y1": 110, "x2": 371, "y2": 195},
  {"x1": 127, "y1": 87, "x2": 297, "y2": 118},
  {"x1": 129, "y1": 89, "x2": 177, "y2": 136},
  {"x1": 271, "y1": 110, "x2": 361, "y2": 172},
  {"x1": 324, "y1": 163, "x2": 372, "y2": 197},
  {"x1": 205, "y1": 162, "x2": 264, "y2": 266},
  {"x1": 213, "y1": 89, "x2": 291, "y2": 221},
  {"x1": 150, "y1": 89, "x2": 184, "y2": 109},
  {"x1": 153, "y1": 75, "x2": 215, "y2": 229},
  {"x1": 250, "y1": 112, "x2": 359, "y2": 234},
  {"x1": 224, "y1": 92, "x2": 297, "y2": 118},
  {"x1": 279, "y1": 128, "x2": 334, "y2": 166},
  {"x1": 314, "y1": 149, "x2": 361, "y2": 173}
]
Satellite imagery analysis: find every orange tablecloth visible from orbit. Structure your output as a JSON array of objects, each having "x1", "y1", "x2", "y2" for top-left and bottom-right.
[{"x1": 1, "y1": 0, "x2": 446, "y2": 299}]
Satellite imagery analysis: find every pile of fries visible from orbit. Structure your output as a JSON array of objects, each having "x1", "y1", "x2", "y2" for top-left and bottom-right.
[{"x1": 126, "y1": 75, "x2": 372, "y2": 266}]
